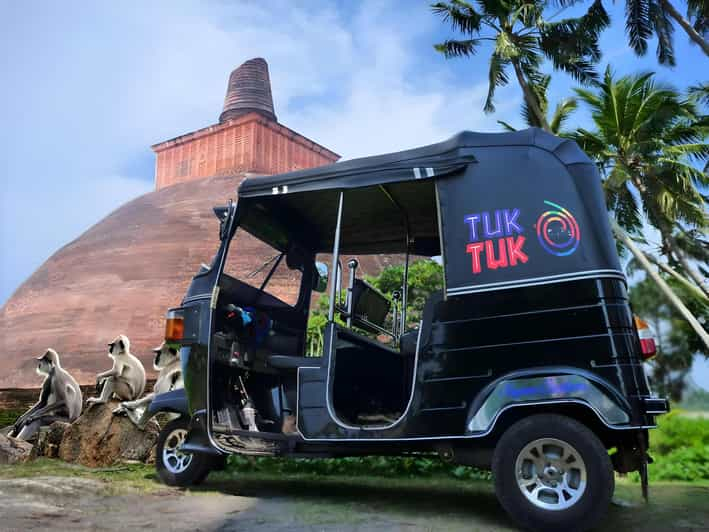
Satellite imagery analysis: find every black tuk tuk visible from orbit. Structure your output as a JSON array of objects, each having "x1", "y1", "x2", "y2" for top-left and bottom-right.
[{"x1": 152, "y1": 128, "x2": 668, "y2": 531}]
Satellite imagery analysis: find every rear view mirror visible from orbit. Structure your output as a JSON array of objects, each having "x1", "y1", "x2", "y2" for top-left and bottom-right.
[
  {"x1": 314, "y1": 262, "x2": 329, "y2": 293},
  {"x1": 213, "y1": 206, "x2": 229, "y2": 240}
]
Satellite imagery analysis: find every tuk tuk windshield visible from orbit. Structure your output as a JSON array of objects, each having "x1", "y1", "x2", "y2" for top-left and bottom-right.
[{"x1": 221, "y1": 228, "x2": 303, "y2": 308}]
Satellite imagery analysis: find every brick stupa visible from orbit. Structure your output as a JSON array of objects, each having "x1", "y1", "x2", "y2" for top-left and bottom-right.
[{"x1": 0, "y1": 58, "x2": 389, "y2": 387}]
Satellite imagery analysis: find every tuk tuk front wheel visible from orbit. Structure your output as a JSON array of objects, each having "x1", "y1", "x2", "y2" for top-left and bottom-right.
[
  {"x1": 492, "y1": 414, "x2": 614, "y2": 532},
  {"x1": 156, "y1": 418, "x2": 212, "y2": 487}
]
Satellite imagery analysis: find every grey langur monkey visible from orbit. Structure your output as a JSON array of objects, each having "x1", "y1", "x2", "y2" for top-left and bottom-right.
[
  {"x1": 10, "y1": 349, "x2": 83, "y2": 440},
  {"x1": 87, "y1": 335, "x2": 146, "y2": 405},
  {"x1": 113, "y1": 341, "x2": 182, "y2": 428}
]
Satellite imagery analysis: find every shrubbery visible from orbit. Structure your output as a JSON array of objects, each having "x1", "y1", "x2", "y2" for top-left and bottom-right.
[
  {"x1": 226, "y1": 412, "x2": 709, "y2": 482},
  {"x1": 228, "y1": 455, "x2": 491, "y2": 481},
  {"x1": 645, "y1": 411, "x2": 709, "y2": 481}
]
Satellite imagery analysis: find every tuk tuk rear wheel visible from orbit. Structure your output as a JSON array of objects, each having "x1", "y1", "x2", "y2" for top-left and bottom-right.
[
  {"x1": 156, "y1": 418, "x2": 212, "y2": 487},
  {"x1": 492, "y1": 414, "x2": 613, "y2": 532}
]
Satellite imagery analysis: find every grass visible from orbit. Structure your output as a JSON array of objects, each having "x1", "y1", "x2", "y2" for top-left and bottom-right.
[
  {"x1": 0, "y1": 458, "x2": 164, "y2": 494},
  {"x1": 1, "y1": 458, "x2": 708, "y2": 530},
  {"x1": 0, "y1": 409, "x2": 23, "y2": 429}
]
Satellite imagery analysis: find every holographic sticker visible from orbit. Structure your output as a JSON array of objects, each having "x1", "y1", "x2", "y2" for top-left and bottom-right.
[{"x1": 535, "y1": 200, "x2": 580, "y2": 256}]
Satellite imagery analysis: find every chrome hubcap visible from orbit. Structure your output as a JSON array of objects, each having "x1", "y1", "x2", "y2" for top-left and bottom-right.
[
  {"x1": 162, "y1": 428, "x2": 193, "y2": 474},
  {"x1": 515, "y1": 437, "x2": 587, "y2": 511}
]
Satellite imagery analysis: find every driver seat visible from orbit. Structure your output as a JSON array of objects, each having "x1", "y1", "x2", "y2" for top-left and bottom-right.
[{"x1": 399, "y1": 290, "x2": 443, "y2": 358}]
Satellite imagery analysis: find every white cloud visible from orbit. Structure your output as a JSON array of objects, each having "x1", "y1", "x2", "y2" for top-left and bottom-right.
[{"x1": 0, "y1": 0, "x2": 521, "y2": 304}]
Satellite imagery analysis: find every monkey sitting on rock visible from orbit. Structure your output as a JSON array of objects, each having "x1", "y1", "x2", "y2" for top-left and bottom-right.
[
  {"x1": 10, "y1": 349, "x2": 83, "y2": 440},
  {"x1": 113, "y1": 341, "x2": 183, "y2": 428},
  {"x1": 87, "y1": 334, "x2": 146, "y2": 405}
]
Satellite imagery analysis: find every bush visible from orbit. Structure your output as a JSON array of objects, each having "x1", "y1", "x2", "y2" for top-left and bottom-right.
[
  {"x1": 227, "y1": 455, "x2": 491, "y2": 481},
  {"x1": 225, "y1": 412, "x2": 709, "y2": 483},
  {"x1": 647, "y1": 411, "x2": 709, "y2": 481},
  {"x1": 651, "y1": 411, "x2": 709, "y2": 455}
]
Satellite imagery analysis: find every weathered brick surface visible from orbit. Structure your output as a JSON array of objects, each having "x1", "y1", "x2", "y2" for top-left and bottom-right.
[
  {"x1": 0, "y1": 172, "x2": 392, "y2": 387},
  {"x1": 153, "y1": 113, "x2": 338, "y2": 190}
]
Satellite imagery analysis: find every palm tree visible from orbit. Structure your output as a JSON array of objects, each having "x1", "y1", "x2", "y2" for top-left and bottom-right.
[
  {"x1": 574, "y1": 68, "x2": 708, "y2": 291},
  {"x1": 497, "y1": 75, "x2": 578, "y2": 134},
  {"x1": 432, "y1": 0, "x2": 609, "y2": 131},
  {"x1": 625, "y1": 0, "x2": 709, "y2": 63},
  {"x1": 573, "y1": 68, "x2": 709, "y2": 342}
]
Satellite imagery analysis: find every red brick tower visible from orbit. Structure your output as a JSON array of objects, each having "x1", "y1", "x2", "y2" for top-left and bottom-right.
[{"x1": 152, "y1": 58, "x2": 339, "y2": 190}]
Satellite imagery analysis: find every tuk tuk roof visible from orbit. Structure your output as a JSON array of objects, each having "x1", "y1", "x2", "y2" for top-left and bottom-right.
[
  {"x1": 239, "y1": 128, "x2": 593, "y2": 199},
  {"x1": 234, "y1": 129, "x2": 621, "y2": 293}
]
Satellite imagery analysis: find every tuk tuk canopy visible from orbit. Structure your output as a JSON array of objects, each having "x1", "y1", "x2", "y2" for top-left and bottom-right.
[{"x1": 236, "y1": 128, "x2": 624, "y2": 295}]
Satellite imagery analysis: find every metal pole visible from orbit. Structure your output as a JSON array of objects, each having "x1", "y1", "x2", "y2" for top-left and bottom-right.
[
  {"x1": 346, "y1": 258, "x2": 358, "y2": 328},
  {"x1": 328, "y1": 192, "x2": 344, "y2": 322},
  {"x1": 400, "y1": 233, "x2": 409, "y2": 338}
]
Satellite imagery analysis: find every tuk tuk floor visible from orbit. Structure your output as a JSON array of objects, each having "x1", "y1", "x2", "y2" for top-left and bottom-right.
[{"x1": 0, "y1": 464, "x2": 707, "y2": 531}]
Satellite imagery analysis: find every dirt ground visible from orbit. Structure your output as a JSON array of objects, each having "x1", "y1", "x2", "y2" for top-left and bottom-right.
[{"x1": 0, "y1": 468, "x2": 708, "y2": 531}]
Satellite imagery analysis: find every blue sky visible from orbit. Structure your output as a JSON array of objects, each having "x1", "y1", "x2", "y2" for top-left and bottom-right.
[{"x1": 1, "y1": 1, "x2": 707, "y2": 385}]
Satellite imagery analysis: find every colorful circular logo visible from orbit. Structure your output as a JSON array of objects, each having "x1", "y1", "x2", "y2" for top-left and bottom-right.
[{"x1": 536, "y1": 201, "x2": 580, "y2": 256}]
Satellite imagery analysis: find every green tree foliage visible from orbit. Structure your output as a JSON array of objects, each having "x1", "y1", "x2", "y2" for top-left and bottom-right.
[
  {"x1": 368, "y1": 259, "x2": 444, "y2": 325},
  {"x1": 432, "y1": 0, "x2": 609, "y2": 130},
  {"x1": 624, "y1": 0, "x2": 709, "y2": 64},
  {"x1": 574, "y1": 68, "x2": 709, "y2": 297},
  {"x1": 497, "y1": 74, "x2": 578, "y2": 134},
  {"x1": 630, "y1": 275, "x2": 709, "y2": 401},
  {"x1": 306, "y1": 259, "x2": 444, "y2": 354}
]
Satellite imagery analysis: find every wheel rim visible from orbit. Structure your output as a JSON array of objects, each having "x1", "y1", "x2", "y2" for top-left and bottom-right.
[
  {"x1": 162, "y1": 428, "x2": 193, "y2": 474},
  {"x1": 514, "y1": 437, "x2": 587, "y2": 511}
]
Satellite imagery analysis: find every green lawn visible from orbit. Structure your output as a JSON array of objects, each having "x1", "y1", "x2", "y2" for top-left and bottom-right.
[{"x1": 1, "y1": 459, "x2": 708, "y2": 531}]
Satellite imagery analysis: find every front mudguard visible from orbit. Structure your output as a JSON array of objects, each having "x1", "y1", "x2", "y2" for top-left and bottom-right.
[
  {"x1": 465, "y1": 369, "x2": 632, "y2": 435},
  {"x1": 146, "y1": 388, "x2": 189, "y2": 418}
]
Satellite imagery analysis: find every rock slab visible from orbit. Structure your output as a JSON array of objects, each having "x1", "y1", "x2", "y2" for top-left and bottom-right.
[
  {"x1": 0, "y1": 433, "x2": 32, "y2": 464},
  {"x1": 30, "y1": 421, "x2": 70, "y2": 460},
  {"x1": 59, "y1": 401, "x2": 158, "y2": 467}
]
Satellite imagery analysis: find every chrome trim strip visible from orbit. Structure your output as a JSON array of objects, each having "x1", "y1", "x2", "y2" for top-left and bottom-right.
[
  {"x1": 423, "y1": 370, "x2": 492, "y2": 383},
  {"x1": 327, "y1": 192, "x2": 344, "y2": 322},
  {"x1": 182, "y1": 293, "x2": 212, "y2": 304},
  {"x1": 296, "y1": 397, "x2": 655, "y2": 442},
  {"x1": 447, "y1": 270, "x2": 626, "y2": 296}
]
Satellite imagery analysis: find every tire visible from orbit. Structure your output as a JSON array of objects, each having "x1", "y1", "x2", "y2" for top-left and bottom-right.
[
  {"x1": 156, "y1": 418, "x2": 212, "y2": 487},
  {"x1": 492, "y1": 414, "x2": 614, "y2": 532}
]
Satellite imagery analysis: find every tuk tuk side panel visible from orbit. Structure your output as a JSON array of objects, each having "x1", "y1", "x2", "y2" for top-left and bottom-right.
[
  {"x1": 437, "y1": 145, "x2": 623, "y2": 298},
  {"x1": 415, "y1": 277, "x2": 651, "y2": 435},
  {"x1": 297, "y1": 276, "x2": 645, "y2": 442}
]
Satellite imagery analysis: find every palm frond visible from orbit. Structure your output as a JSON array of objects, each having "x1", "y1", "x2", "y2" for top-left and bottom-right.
[
  {"x1": 434, "y1": 39, "x2": 482, "y2": 57},
  {"x1": 431, "y1": 1, "x2": 484, "y2": 34},
  {"x1": 625, "y1": 0, "x2": 652, "y2": 55},
  {"x1": 497, "y1": 120, "x2": 518, "y2": 131},
  {"x1": 648, "y1": 0, "x2": 676, "y2": 65},
  {"x1": 687, "y1": 82, "x2": 709, "y2": 107},
  {"x1": 686, "y1": 0, "x2": 709, "y2": 36},
  {"x1": 550, "y1": 97, "x2": 579, "y2": 134},
  {"x1": 539, "y1": 0, "x2": 610, "y2": 85},
  {"x1": 484, "y1": 52, "x2": 510, "y2": 113}
]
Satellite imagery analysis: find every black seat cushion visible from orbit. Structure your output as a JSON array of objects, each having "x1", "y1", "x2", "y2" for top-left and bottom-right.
[
  {"x1": 267, "y1": 355, "x2": 318, "y2": 370},
  {"x1": 399, "y1": 329, "x2": 419, "y2": 357}
]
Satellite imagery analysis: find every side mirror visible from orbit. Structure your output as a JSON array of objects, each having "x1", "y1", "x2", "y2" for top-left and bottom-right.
[
  {"x1": 313, "y1": 262, "x2": 329, "y2": 293},
  {"x1": 213, "y1": 206, "x2": 229, "y2": 240}
]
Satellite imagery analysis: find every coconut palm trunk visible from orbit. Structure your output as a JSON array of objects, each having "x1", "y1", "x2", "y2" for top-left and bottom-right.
[
  {"x1": 612, "y1": 221, "x2": 709, "y2": 349},
  {"x1": 659, "y1": 0, "x2": 709, "y2": 56},
  {"x1": 629, "y1": 175, "x2": 709, "y2": 297},
  {"x1": 511, "y1": 60, "x2": 551, "y2": 132}
]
